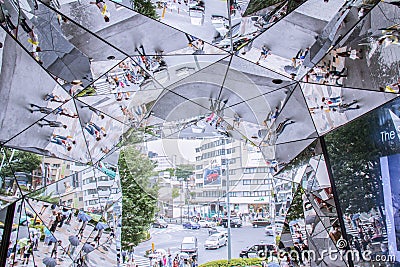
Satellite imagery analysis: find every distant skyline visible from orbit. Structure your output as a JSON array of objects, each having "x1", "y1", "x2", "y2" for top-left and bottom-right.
[{"x1": 145, "y1": 139, "x2": 202, "y2": 165}]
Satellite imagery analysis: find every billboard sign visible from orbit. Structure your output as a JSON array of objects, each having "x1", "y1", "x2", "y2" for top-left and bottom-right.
[{"x1": 203, "y1": 166, "x2": 221, "y2": 186}]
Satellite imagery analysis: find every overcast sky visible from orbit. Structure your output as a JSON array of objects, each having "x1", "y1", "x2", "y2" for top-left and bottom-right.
[{"x1": 145, "y1": 139, "x2": 202, "y2": 164}]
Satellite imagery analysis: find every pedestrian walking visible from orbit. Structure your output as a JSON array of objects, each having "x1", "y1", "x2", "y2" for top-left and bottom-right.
[
  {"x1": 1, "y1": 9, "x2": 17, "y2": 37},
  {"x1": 90, "y1": 0, "x2": 110, "y2": 22},
  {"x1": 54, "y1": 107, "x2": 78, "y2": 118},
  {"x1": 38, "y1": 118, "x2": 68, "y2": 128},
  {"x1": 81, "y1": 104, "x2": 105, "y2": 119},
  {"x1": 379, "y1": 78, "x2": 400, "y2": 93},
  {"x1": 30, "y1": 104, "x2": 53, "y2": 114},
  {"x1": 44, "y1": 93, "x2": 67, "y2": 103},
  {"x1": 85, "y1": 122, "x2": 106, "y2": 141},
  {"x1": 50, "y1": 134, "x2": 75, "y2": 151},
  {"x1": 256, "y1": 45, "x2": 271, "y2": 64}
]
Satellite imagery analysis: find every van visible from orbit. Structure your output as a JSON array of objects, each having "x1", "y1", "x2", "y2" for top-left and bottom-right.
[{"x1": 180, "y1": 236, "x2": 198, "y2": 258}]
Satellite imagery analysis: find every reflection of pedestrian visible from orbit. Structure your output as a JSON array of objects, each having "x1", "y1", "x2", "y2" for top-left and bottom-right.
[
  {"x1": 379, "y1": 79, "x2": 400, "y2": 93},
  {"x1": 38, "y1": 118, "x2": 67, "y2": 128},
  {"x1": 30, "y1": 104, "x2": 53, "y2": 114},
  {"x1": 51, "y1": 240, "x2": 62, "y2": 259},
  {"x1": 23, "y1": 242, "x2": 33, "y2": 265},
  {"x1": 85, "y1": 122, "x2": 106, "y2": 141},
  {"x1": 256, "y1": 45, "x2": 271, "y2": 64},
  {"x1": 81, "y1": 104, "x2": 105, "y2": 119},
  {"x1": 54, "y1": 107, "x2": 79, "y2": 118},
  {"x1": 90, "y1": 0, "x2": 110, "y2": 22},
  {"x1": 2, "y1": 11, "x2": 18, "y2": 37},
  {"x1": 50, "y1": 134, "x2": 76, "y2": 151},
  {"x1": 39, "y1": 203, "x2": 50, "y2": 215},
  {"x1": 45, "y1": 93, "x2": 67, "y2": 103}
]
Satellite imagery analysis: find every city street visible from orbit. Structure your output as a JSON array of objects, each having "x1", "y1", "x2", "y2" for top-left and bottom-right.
[{"x1": 133, "y1": 222, "x2": 275, "y2": 266}]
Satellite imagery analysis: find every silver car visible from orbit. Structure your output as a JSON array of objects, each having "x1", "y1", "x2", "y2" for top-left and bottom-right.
[{"x1": 204, "y1": 233, "x2": 227, "y2": 249}]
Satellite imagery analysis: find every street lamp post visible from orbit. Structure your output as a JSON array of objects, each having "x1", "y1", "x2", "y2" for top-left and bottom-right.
[
  {"x1": 186, "y1": 178, "x2": 190, "y2": 221},
  {"x1": 226, "y1": 157, "x2": 232, "y2": 262},
  {"x1": 224, "y1": 138, "x2": 232, "y2": 263},
  {"x1": 180, "y1": 179, "x2": 183, "y2": 224}
]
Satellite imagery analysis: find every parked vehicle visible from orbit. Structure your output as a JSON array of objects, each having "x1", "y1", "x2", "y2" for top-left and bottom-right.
[
  {"x1": 152, "y1": 218, "x2": 168, "y2": 228},
  {"x1": 198, "y1": 220, "x2": 216, "y2": 228},
  {"x1": 252, "y1": 218, "x2": 271, "y2": 227},
  {"x1": 182, "y1": 221, "x2": 200, "y2": 229},
  {"x1": 181, "y1": 236, "x2": 198, "y2": 258},
  {"x1": 204, "y1": 233, "x2": 227, "y2": 249},
  {"x1": 208, "y1": 227, "x2": 227, "y2": 237},
  {"x1": 189, "y1": 7, "x2": 205, "y2": 26},
  {"x1": 239, "y1": 242, "x2": 277, "y2": 258},
  {"x1": 221, "y1": 217, "x2": 242, "y2": 228}
]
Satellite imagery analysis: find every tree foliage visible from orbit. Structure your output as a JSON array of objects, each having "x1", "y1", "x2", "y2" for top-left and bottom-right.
[
  {"x1": 243, "y1": 0, "x2": 305, "y2": 18},
  {"x1": 325, "y1": 112, "x2": 383, "y2": 214},
  {"x1": 199, "y1": 257, "x2": 264, "y2": 267},
  {"x1": 175, "y1": 165, "x2": 194, "y2": 180},
  {"x1": 163, "y1": 164, "x2": 194, "y2": 180},
  {"x1": 131, "y1": 0, "x2": 158, "y2": 20},
  {"x1": 0, "y1": 149, "x2": 42, "y2": 178},
  {"x1": 120, "y1": 146, "x2": 158, "y2": 249},
  {"x1": 171, "y1": 187, "x2": 180, "y2": 199},
  {"x1": 285, "y1": 185, "x2": 304, "y2": 222}
]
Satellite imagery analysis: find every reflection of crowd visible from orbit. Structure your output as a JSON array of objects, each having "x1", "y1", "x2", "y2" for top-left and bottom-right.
[
  {"x1": 7, "y1": 201, "x2": 117, "y2": 267},
  {"x1": 344, "y1": 212, "x2": 388, "y2": 262},
  {"x1": 146, "y1": 253, "x2": 198, "y2": 267}
]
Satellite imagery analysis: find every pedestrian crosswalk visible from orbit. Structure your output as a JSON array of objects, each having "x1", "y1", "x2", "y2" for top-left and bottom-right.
[
  {"x1": 93, "y1": 70, "x2": 142, "y2": 95},
  {"x1": 149, "y1": 224, "x2": 186, "y2": 236},
  {"x1": 132, "y1": 255, "x2": 150, "y2": 267}
]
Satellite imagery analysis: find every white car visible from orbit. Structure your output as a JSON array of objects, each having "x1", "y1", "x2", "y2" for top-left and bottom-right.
[
  {"x1": 189, "y1": 8, "x2": 205, "y2": 26},
  {"x1": 211, "y1": 15, "x2": 229, "y2": 37},
  {"x1": 265, "y1": 225, "x2": 275, "y2": 236},
  {"x1": 265, "y1": 224, "x2": 283, "y2": 236},
  {"x1": 198, "y1": 220, "x2": 215, "y2": 228},
  {"x1": 204, "y1": 233, "x2": 227, "y2": 249}
]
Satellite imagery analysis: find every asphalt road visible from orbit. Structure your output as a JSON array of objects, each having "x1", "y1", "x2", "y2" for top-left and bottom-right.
[{"x1": 133, "y1": 223, "x2": 275, "y2": 265}]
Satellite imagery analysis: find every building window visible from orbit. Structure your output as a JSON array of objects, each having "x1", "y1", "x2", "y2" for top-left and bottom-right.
[
  {"x1": 86, "y1": 189, "x2": 97, "y2": 195},
  {"x1": 84, "y1": 177, "x2": 96, "y2": 185},
  {"x1": 98, "y1": 176, "x2": 109, "y2": 182},
  {"x1": 228, "y1": 192, "x2": 237, "y2": 197}
]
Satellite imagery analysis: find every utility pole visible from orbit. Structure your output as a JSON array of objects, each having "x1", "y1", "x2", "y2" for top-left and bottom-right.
[
  {"x1": 224, "y1": 138, "x2": 232, "y2": 263},
  {"x1": 186, "y1": 178, "x2": 190, "y2": 221}
]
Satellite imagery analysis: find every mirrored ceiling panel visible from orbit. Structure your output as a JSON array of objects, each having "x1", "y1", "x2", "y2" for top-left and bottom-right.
[
  {"x1": 238, "y1": 0, "x2": 364, "y2": 79},
  {"x1": 301, "y1": 83, "x2": 398, "y2": 136},
  {"x1": 5, "y1": 99, "x2": 92, "y2": 164}
]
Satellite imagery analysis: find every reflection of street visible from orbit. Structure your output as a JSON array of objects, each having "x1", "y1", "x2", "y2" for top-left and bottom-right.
[{"x1": 133, "y1": 224, "x2": 274, "y2": 266}]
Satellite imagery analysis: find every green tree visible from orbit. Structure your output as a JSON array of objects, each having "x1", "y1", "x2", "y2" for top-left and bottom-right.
[
  {"x1": 171, "y1": 187, "x2": 180, "y2": 199},
  {"x1": 130, "y1": 0, "x2": 158, "y2": 20},
  {"x1": 285, "y1": 185, "x2": 304, "y2": 222},
  {"x1": 0, "y1": 149, "x2": 41, "y2": 178},
  {"x1": 162, "y1": 165, "x2": 194, "y2": 179},
  {"x1": 243, "y1": 0, "x2": 305, "y2": 18},
  {"x1": 119, "y1": 146, "x2": 159, "y2": 248},
  {"x1": 325, "y1": 112, "x2": 383, "y2": 214},
  {"x1": 175, "y1": 164, "x2": 194, "y2": 179}
]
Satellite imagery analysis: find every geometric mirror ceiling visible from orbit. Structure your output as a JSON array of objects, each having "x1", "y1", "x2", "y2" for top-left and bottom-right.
[{"x1": 0, "y1": 0, "x2": 399, "y2": 265}]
